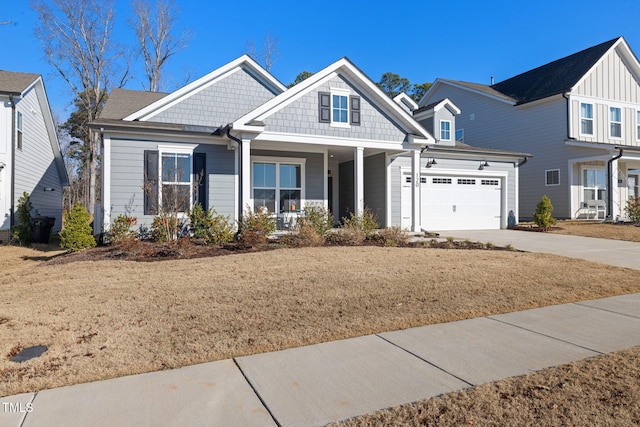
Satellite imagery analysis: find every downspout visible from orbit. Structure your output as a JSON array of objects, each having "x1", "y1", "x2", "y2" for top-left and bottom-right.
[
  {"x1": 562, "y1": 92, "x2": 574, "y2": 141},
  {"x1": 607, "y1": 148, "x2": 623, "y2": 220},
  {"x1": 225, "y1": 125, "x2": 243, "y2": 221},
  {"x1": 9, "y1": 95, "x2": 16, "y2": 229}
]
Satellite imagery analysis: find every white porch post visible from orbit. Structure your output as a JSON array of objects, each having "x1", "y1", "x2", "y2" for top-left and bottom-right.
[
  {"x1": 354, "y1": 146, "x2": 364, "y2": 216},
  {"x1": 611, "y1": 157, "x2": 621, "y2": 220},
  {"x1": 411, "y1": 149, "x2": 421, "y2": 232},
  {"x1": 241, "y1": 138, "x2": 251, "y2": 215}
]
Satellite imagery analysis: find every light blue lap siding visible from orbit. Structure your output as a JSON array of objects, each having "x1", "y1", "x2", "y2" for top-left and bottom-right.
[
  {"x1": 364, "y1": 153, "x2": 386, "y2": 226},
  {"x1": 152, "y1": 67, "x2": 277, "y2": 126},
  {"x1": 266, "y1": 75, "x2": 407, "y2": 142},
  {"x1": 109, "y1": 139, "x2": 235, "y2": 227}
]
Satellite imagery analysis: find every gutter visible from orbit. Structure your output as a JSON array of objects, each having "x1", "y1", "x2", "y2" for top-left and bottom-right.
[
  {"x1": 607, "y1": 148, "x2": 624, "y2": 220},
  {"x1": 9, "y1": 95, "x2": 16, "y2": 229},
  {"x1": 224, "y1": 125, "x2": 243, "y2": 221}
]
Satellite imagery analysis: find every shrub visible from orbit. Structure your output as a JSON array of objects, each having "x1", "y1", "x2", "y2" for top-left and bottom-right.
[
  {"x1": 325, "y1": 227, "x2": 366, "y2": 246},
  {"x1": 12, "y1": 192, "x2": 33, "y2": 246},
  {"x1": 281, "y1": 224, "x2": 326, "y2": 247},
  {"x1": 59, "y1": 203, "x2": 96, "y2": 252},
  {"x1": 533, "y1": 195, "x2": 557, "y2": 231},
  {"x1": 298, "y1": 204, "x2": 334, "y2": 236},
  {"x1": 342, "y1": 207, "x2": 379, "y2": 238},
  {"x1": 108, "y1": 214, "x2": 137, "y2": 244},
  {"x1": 369, "y1": 226, "x2": 409, "y2": 247},
  {"x1": 188, "y1": 204, "x2": 235, "y2": 244},
  {"x1": 625, "y1": 197, "x2": 640, "y2": 223},
  {"x1": 151, "y1": 215, "x2": 183, "y2": 243},
  {"x1": 237, "y1": 206, "x2": 276, "y2": 246}
]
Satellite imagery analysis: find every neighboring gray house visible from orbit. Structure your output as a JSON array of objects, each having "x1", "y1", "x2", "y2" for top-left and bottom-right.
[
  {"x1": 420, "y1": 36, "x2": 640, "y2": 221},
  {"x1": 93, "y1": 55, "x2": 527, "y2": 233},
  {"x1": 0, "y1": 71, "x2": 69, "y2": 242}
]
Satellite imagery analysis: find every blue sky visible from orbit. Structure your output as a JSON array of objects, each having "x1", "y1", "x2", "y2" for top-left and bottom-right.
[{"x1": 3, "y1": 0, "x2": 640, "y2": 120}]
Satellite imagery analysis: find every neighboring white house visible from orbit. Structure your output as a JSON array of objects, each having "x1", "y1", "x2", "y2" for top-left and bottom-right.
[
  {"x1": 0, "y1": 71, "x2": 69, "y2": 242},
  {"x1": 420, "y1": 36, "x2": 640, "y2": 221},
  {"x1": 92, "y1": 55, "x2": 528, "y2": 234}
]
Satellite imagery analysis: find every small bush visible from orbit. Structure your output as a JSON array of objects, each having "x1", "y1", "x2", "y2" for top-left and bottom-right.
[
  {"x1": 342, "y1": 207, "x2": 379, "y2": 237},
  {"x1": 108, "y1": 214, "x2": 137, "y2": 244},
  {"x1": 237, "y1": 206, "x2": 276, "y2": 246},
  {"x1": 59, "y1": 203, "x2": 96, "y2": 252},
  {"x1": 11, "y1": 192, "x2": 33, "y2": 246},
  {"x1": 281, "y1": 224, "x2": 326, "y2": 247},
  {"x1": 298, "y1": 204, "x2": 334, "y2": 236},
  {"x1": 625, "y1": 197, "x2": 640, "y2": 223},
  {"x1": 189, "y1": 204, "x2": 235, "y2": 244},
  {"x1": 533, "y1": 195, "x2": 557, "y2": 231},
  {"x1": 151, "y1": 215, "x2": 187, "y2": 243},
  {"x1": 369, "y1": 226, "x2": 409, "y2": 247},
  {"x1": 325, "y1": 227, "x2": 366, "y2": 246}
]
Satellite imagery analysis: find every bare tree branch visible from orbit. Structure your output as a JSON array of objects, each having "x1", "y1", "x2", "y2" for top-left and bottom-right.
[
  {"x1": 130, "y1": 0, "x2": 191, "y2": 92},
  {"x1": 245, "y1": 33, "x2": 280, "y2": 72},
  {"x1": 31, "y1": 0, "x2": 128, "y2": 216}
]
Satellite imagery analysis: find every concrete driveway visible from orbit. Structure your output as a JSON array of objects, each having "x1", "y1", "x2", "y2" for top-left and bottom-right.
[{"x1": 440, "y1": 229, "x2": 640, "y2": 270}]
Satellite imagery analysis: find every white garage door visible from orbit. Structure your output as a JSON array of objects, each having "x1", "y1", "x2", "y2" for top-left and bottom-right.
[{"x1": 402, "y1": 174, "x2": 502, "y2": 231}]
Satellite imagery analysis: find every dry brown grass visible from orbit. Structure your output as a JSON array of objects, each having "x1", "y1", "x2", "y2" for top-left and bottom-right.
[
  {"x1": 1, "y1": 244, "x2": 639, "y2": 399},
  {"x1": 335, "y1": 346, "x2": 640, "y2": 427},
  {"x1": 543, "y1": 220, "x2": 640, "y2": 242}
]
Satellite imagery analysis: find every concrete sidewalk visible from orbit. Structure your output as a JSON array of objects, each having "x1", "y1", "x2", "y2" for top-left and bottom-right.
[
  {"x1": 3, "y1": 292, "x2": 640, "y2": 427},
  {"x1": 439, "y1": 229, "x2": 640, "y2": 270}
]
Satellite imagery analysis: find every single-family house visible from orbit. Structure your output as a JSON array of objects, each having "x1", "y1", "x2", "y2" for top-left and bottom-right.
[
  {"x1": 92, "y1": 55, "x2": 528, "y2": 234},
  {"x1": 0, "y1": 71, "x2": 69, "y2": 242},
  {"x1": 420, "y1": 36, "x2": 640, "y2": 221}
]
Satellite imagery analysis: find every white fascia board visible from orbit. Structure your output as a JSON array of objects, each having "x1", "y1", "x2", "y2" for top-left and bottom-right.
[
  {"x1": 125, "y1": 55, "x2": 286, "y2": 121},
  {"x1": 253, "y1": 130, "x2": 410, "y2": 151},
  {"x1": 393, "y1": 92, "x2": 419, "y2": 111}
]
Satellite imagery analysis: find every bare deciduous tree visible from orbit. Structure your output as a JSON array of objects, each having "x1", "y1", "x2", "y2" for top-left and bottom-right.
[
  {"x1": 31, "y1": 0, "x2": 128, "y2": 217},
  {"x1": 130, "y1": 0, "x2": 191, "y2": 92},
  {"x1": 246, "y1": 32, "x2": 280, "y2": 71}
]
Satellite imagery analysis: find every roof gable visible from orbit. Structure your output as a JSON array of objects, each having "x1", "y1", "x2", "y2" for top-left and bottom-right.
[
  {"x1": 0, "y1": 70, "x2": 40, "y2": 95},
  {"x1": 233, "y1": 57, "x2": 433, "y2": 143},
  {"x1": 491, "y1": 37, "x2": 620, "y2": 104},
  {"x1": 123, "y1": 55, "x2": 286, "y2": 122}
]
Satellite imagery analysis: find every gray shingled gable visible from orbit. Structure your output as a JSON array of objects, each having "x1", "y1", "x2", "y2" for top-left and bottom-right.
[
  {"x1": 491, "y1": 37, "x2": 620, "y2": 104},
  {"x1": 0, "y1": 70, "x2": 40, "y2": 94},
  {"x1": 99, "y1": 88, "x2": 168, "y2": 120}
]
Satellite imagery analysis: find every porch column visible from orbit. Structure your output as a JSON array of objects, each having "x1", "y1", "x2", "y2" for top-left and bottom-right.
[
  {"x1": 610, "y1": 157, "x2": 621, "y2": 220},
  {"x1": 354, "y1": 146, "x2": 364, "y2": 216},
  {"x1": 241, "y1": 138, "x2": 251, "y2": 216},
  {"x1": 411, "y1": 149, "x2": 421, "y2": 232}
]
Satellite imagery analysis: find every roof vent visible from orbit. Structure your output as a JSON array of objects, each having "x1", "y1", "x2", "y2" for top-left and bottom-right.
[{"x1": 491, "y1": 76, "x2": 495, "y2": 85}]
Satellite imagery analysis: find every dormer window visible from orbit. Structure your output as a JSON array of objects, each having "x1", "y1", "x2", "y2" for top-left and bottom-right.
[
  {"x1": 440, "y1": 120, "x2": 451, "y2": 141},
  {"x1": 319, "y1": 90, "x2": 361, "y2": 127}
]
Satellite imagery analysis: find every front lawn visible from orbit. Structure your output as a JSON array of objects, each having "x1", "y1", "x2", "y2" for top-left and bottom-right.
[{"x1": 1, "y1": 245, "x2": 639, "y2": 399}]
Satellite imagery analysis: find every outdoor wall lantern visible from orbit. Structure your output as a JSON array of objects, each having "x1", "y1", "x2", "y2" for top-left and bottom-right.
[
  {"x1": 426, "y1": 158, "x2": 437, "y2": 168},
  {"x1": 479, "y1": 161, "x2": 490, "y2": 170}
]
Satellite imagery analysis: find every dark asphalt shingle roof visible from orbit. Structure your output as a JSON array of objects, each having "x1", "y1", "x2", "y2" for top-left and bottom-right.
[
  {"x1": 0, "y1": 70, "x2": 40, "y2": 94},
  {"x1": 491, "y1": 37, "x2": 620, "y2": 104},
  {"x1": 99, "y1": 88, "x2": 168, "y2": 120}
]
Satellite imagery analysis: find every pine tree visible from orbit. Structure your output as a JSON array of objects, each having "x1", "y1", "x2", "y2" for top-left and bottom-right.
[
  {"x1": 59, "y1": 203, "x2": 96, "y2": 251},
  {"x1": 533, "y1": 195, "x2": 557, "y2": 231}
]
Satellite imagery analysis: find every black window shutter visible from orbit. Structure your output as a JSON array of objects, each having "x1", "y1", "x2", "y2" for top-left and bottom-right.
[
  {"x1": 350, "y1": 95, "x2": 361, "y2": 126},
  {"x1": 144, "y1": 150, "x2": 159, "y2": 215},
  {"x1": 319, "y1": 92, "x2": 331, "y2": 123},
  {"x1": 194, "y1": 153, "x2": 207, "y2": 210}
]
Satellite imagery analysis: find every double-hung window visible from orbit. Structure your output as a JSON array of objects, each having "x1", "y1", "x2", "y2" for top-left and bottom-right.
[
  {"x1": 610, "y1": 107, "x2": 622, "y2": 138},
  {"x1": 161, "y1": 152, "x2": 192, "y2": 213},
  {"x1": 253, "y1": 158, "x2": 304, "y2": 214},
  {"x1": 440, "y1": 120, "x2": 451, "y2": 141},
  {"x1": 332, "y1": 94, "x2": 348, "y2": 124},
  {"x1": 318, "y1": 90, "x2": 361, "y2": 127},
  {"x1": 580, "y1": 103, "x2": 593, "y2": 135}
]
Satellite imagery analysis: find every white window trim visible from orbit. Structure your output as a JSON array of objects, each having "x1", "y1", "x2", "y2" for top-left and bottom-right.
[
  {"x1": 545, "y1": 169, "x2": 560, "y2": 186},
  {"x1": 636, "y1": 110, "x2": 640, "y2": 141},
  {"x1": 251, "y1": 156, "x2": 306, "y2": 214},
  {"x1": 157, "y1": 144, "x2": 196, "y2": 215},
  {"x1": 580, "y1": 165, "x2": 607, "y2": 203},
  {"x1": 609, "y1": 106, "x2": 623, "y2": 139},
  {"x1": 330, "y1": 88, "x2": 351, "y2": 128},
  {"x1": 440, "y1": 120, "x2": 451, "y2": 141},
  {"x1": 579, "y1": 102, "x2": 593, "y2": 137},
  {"x1": 17, "y1": 111, "x2": 23, "y2": 151}
]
